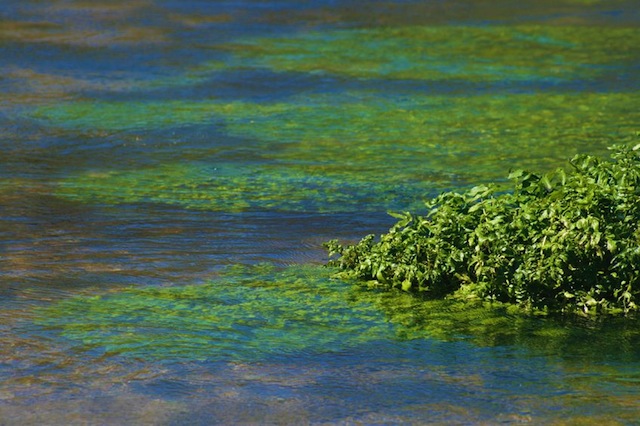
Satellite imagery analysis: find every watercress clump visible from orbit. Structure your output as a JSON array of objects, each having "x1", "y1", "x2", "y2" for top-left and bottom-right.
[{"x1": 326, "y1": 144, "x2": 640, "y2": 315}]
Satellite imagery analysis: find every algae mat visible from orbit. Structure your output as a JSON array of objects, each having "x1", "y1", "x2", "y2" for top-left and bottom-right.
[
  {"x1": 35, "y1": 264, "x2": 395, "y2": 361},
  {"x1": 35, "y1": 92, "x2": 640, "y2": 212},
  {"x1": 26, "y1": 24, "x2": 640, "y2": 213},
  {"x1": 34, "y1": 263, "x2": 640, "y2": 363},
  {"x1": 219, "y1": 25, "x2": 639, "y2": 82}
]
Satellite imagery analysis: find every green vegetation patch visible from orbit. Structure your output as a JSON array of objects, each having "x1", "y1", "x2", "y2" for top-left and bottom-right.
[
  {"x1": 34, "y1": 263, "x2": 640, "y2": 362},
  {"x1": 217, "y1": 92, "x2": 639, "y2": 184},
  {"x1": 29, "y1": 100, "x2": 224, "y2": 132},
  {"x1": 36, "y1": 264, "x2": 396, "y2": 361},
  {"x1": 220, "y1": 25, "x2": 640, "y2": 82},
  {"x1": 362, "y1": 290, "x2": 640, "y2": 358},
  {"x1": 54, "y1": 161, "x2": 419, "y2": 212},
  {"x1": 326, "y1": 145, "x2": 640, "y2": 315},
  {"x1": 44, "y1": 92, "x2": 640, "y2": 212}
]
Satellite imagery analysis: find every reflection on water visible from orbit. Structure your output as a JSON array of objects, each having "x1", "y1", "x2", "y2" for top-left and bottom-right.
[{"x1": 2, "y1": 0, "x2": 640, "y2": 424}]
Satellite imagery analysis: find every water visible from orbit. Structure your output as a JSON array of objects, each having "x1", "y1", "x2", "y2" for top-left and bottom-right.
[{"x1": 1, "y1": 0, "x2": 640, "y2": 424}]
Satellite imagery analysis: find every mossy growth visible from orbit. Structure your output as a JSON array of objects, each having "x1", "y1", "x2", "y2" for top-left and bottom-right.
[
  {"x1": 40, "y1": 92, "x2": 640, "y2": 212},
  {"x1": 35, "y1": 264, "x2": 397, "y2": 361},
  {"x1": 326, "y1": 144, "x2": 640, "y2": 316},
  {"x1": 53, "y1": 161, "x2": 421, "y2": 213},
  {"x1": 220, "y1": 25, "x2": 640, "y2": 82},
  {"x1": 29, "y1": 100, "x2": 223, "y2": 132},
  {"x1": 34, "y1": 263, "x2": 640, "y2": 362}
]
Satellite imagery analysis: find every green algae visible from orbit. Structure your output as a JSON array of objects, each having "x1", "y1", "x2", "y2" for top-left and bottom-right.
[
  {"x1": 34, "y1": 263, "x2": 640, "y2": 362},
  {"x1": 29, "y1": 100, "x2": 224, "y2": 132},
  {"x1": 374, "y1": 291, "x2": 640, "y2": 361},
  {"x1": 43, "y1": 91, "x2": 640, "y2": 212},
  {"x1": 35, "y1": 264, "x2": 396, "y2": 361},
  {"x1": 218, "y1": 92, "x2": 640, "y2": 183},
  {"x1": 53, "y1": 161, "x2": 421, "y2": 213},
  {"x1": 220, "y1": 25, "x2": 640, "y2": 82}
]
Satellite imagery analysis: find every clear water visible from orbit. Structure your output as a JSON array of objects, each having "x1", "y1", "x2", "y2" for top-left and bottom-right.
[{"x1": 1, "y1": 1, "x2": 640, "y2": 424}]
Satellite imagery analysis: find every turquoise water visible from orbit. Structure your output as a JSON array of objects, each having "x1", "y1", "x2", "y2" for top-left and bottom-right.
[{"x1": 1, "y1": 1, "x2": 640, "y2": 424}]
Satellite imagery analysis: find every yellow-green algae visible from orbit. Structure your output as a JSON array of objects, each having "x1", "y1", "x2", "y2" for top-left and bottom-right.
[
  {"x1": 53, "y1": 162, "x2": 421, "y2": 213},
  {"x1": 35, "y1": 264, "x2": 640, "y2": 362},
  {"x1": 36, "y1": 264, "x2": 395, "y2": 361},
  {"x1": 370, "y1": 287, "x2": 640, "y2": 356},
  {"x1": 219, "y1": 25, "x2": 640, "y2": 82},
  {"x1": 217, "y1": 92, "x2": 639, "y2": 181},
  {"x1": 30, "y1": 100, "x2": 224, "y2": 132},
  {"x1": 45, "y1": 92, "x2": 640, "y2": 212}
]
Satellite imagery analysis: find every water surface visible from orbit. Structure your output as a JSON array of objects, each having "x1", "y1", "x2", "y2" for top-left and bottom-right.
[{"x1": 2, "y1": 0, "x2": 640, "y2": 424}]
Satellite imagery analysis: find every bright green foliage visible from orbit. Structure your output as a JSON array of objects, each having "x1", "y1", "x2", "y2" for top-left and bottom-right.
[
  {"x1": 221, "y1": 25, "x2": 640, "y2": 82},
  {"x1": 35, "y1": 264, "x2": 396, "y2": 361},
  {"x1": 326, "y1": 145, "x2": 640, "y2": 315}
]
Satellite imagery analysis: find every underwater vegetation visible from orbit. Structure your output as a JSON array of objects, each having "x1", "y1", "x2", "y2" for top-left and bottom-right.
[
  {"x1": 25, "y1": 23, "x2": 640, "y2": 215},
  {"x1": 219, "y1": 25, "x2": 640, "y2": 82},
  {"x1": 29, "y1": 100, "x2": 223, "y2": 132},
  {"x1": 35, "y1": 264, "x2": 395, "y2": 361},
  {"x1": 34, "y1": 263, "x2": 640, "y2": 363},
  {"x1": 36, "y1": 92, "x2": 639, "y2": 213},
  {"x1": 216, "y1": 92, "x2": 639, "y2": 183},
  {"x1": 52, "y1": 161, "x2": 419, "y2": 213},
  {"x1": 326, "y1": 144, "x2": 640, "y2": 315}
]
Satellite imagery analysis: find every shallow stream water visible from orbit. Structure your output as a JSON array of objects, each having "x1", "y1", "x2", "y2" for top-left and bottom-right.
[{"x1": 2, "y1": 1, "x2": 640, "y2": 424}]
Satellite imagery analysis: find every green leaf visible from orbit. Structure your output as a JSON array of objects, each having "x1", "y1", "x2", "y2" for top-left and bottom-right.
[{"x1": 326, "y1": 144, "x2": 640, "y2": 316}]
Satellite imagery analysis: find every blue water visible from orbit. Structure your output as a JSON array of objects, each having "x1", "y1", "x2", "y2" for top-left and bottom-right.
[{"x1": 2, "y1": 1, "x2": 640, "y2": 424}]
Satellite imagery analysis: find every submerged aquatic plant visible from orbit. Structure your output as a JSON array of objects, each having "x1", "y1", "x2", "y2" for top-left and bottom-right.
[
  {"x1": 53, "y1": 161, "x2": 421, "y2": 213},
  {"x1": 326, "y1": 144, "x2": 640, "y2": 315},
  {"x1": 43, "y1": 92, "x2": 639, "y2": 213},
  {"x1": 34, "y1": 263, "x2": 640, "y2": 363},
  {"x1": 35, "y1": 264, "x2": 396, "y2": 361},
  {"x1": 29, "y1": 100, "x2": 223, "y2": 131},
  {"x1": 220, "y1": 25, "x2": 640, "y2": 82}
]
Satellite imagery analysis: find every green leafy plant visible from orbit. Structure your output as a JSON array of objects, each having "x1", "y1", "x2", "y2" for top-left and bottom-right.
[{"x1": 326, "y1": 144, "x2": 640, "y2": 315}]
